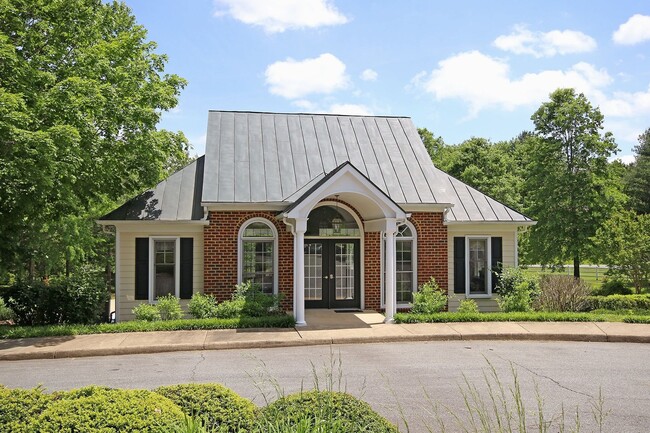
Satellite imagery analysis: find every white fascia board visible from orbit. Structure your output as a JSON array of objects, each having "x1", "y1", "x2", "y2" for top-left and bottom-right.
[
  {"x1": 400, "y1": 203, "x2": 453, "y2": 212},
  {"x1": 202, "y1": 202, "x2": 288, "y2": 211},
  {"x1": 445, "y1": 220, "x2": 536, "y2": 227},
  {"x1": 95, "y1": 221, "x2": 208, "y2": 233}
]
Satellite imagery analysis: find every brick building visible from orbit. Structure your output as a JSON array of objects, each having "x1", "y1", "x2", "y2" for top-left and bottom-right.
[{"x1": 99, "y1": 111, "x2": 534, "y2": 323}]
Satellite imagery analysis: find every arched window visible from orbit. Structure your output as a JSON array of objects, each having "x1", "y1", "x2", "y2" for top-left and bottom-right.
[
  {"x1": 382, "y1": 221, "x2": 418, "y2": 305},
  {"x1": 238, "y1": 218, "x2": 278, "y2": 295}
]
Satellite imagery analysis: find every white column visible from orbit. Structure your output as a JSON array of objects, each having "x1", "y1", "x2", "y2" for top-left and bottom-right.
[
  {"x1": 384, "y1": 221, "x2": 397, "y2": 323},
  {"x1": 294, "y1": 218, "x2": 308, "y2": 326}
]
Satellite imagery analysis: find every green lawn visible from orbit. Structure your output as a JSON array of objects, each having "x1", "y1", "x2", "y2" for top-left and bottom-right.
[{"x1": 523, "y1": 265, "x2": 608, "y2": 289}]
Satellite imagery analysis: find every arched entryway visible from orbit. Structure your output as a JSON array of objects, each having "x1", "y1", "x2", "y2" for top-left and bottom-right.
[{"x1": 304, "y1": 203, "x2": 362, "y2": 309}]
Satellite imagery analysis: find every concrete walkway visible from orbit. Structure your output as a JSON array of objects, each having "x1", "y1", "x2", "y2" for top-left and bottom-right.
[{"x1": 1, "y1": 310, "x2": 649, "y2": 361}]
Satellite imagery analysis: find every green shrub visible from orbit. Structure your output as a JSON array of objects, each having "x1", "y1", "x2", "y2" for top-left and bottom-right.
[
  {"x1": 593, "y1": 279, "x2": 633, "y2": 296},
  {"x1": 29, "y1": 386, "x2": 184, "y2": 432},
  {"x1": 156, "y1": 294, "x2": 183, "y2": 320},
  {"x1": 0, "y1": 297, "x2": 15, "y2": 321},
  {"x1": 535, "y1": 275, "x2": 590, "y2": 312},
  {"x1": 584, "y1": 294, "x2": 650, "y2": 311},
  {"x1": 457, "y1": 298, "x2": 479, "y2": 314},
  {"x1": 4, "y1": 268, "x2": 109, "y2": 325},
  {"x1": 411, "y1": 277, "x2": 447, "y2": 314},
  {"x1": 188, "y1": 293, "x2": 218, "y2": 319},
  {"x1": 261, "y1": 391, "x2": 397, "y2": 433},
  {"x1": 155, "y1": 383, "x2": 257, "y2": 433},
  {"x1": 235, "y1": 281, "x2": 281, "y2": 317},
  {"x1": 498, "y1": 281, "x2": 533, "y2": 312},
  {"x1": 0, "y1": 386, "x2": 53, "y2": 433},
  {"x1": 214, "y1": 298, "x2": 246, "y2": 318},
  {"x1": 133, "y1": 303, "x2": 161, "y2": 321},
  {"x1": 495, "y1": 267, "x2": 539, "y2": 298}
]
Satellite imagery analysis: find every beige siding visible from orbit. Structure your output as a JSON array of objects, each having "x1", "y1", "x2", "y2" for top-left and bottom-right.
[
  {"x1": 116, "y1": 223, "x2": 205, "y2": 322},
  {"x1": 446, "y1": 224, "x2": 520, "y2": 312}
]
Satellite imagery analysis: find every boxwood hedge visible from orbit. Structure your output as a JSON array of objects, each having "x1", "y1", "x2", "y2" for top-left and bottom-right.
[
  {"x1": 261, "y1": 391, "x2": 398, "y2": 433},
  {"x1": 155, "y1": 383, "x2": 258, "y2": 432},
  {"x1": 0, "y1": 385, "x2": 53, "y2": 433},
  {"x1": 28, "y1": 386, "x2": 185, "y2": 432}
]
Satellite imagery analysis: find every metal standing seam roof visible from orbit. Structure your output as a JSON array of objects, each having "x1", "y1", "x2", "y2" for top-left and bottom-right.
[
  {"x1": 99, "y1": 111, "x2": 532, "y2": 223},
  {"x1": 99, "y1": 156, "x2": 205, "y2": 221}
]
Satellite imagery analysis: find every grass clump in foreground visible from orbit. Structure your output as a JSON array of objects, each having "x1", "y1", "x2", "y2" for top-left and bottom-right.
[{"x1": 0, "y1": 315, "x2": 295, "y2": 340}]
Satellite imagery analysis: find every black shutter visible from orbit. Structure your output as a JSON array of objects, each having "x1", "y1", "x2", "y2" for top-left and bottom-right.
[
  {"x1": 135, "y1": 238, "x2": 149, "y2": 300},
  {"x1": 453, "y1": 237, "x2": 465, "y2": 294},
  {"x1": 491, "y1": 237, "x2": 503, "y2": 291},
  {"x1": 179, "y1": 238, "x2": 193, "y2": 299}
]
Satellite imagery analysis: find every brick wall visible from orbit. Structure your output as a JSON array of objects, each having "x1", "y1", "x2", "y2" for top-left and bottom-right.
[
  {"x1": 410, "y1": 212, "x2": 448, "y2": 290},
  {"x1": 203, "y1": 208, "x2": 448, "y2": 313},
  {"x1": 364, "y1": 231, "x2": 381, "y2": 309},
  {"x1": 203, "y1": 211, "x2": 293, "y2": 310}
]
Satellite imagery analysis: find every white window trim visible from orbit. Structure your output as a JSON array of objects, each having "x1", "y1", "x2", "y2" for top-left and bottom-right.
[
  {"x1": 237, "y1": 217, "x2": 279, "y2": 295},
  {"x1": 465, "y1": 236, "x2": 492, "y2": 298},
  {"x1": 380, "y1": 221, "x2": 417, "y2": 307},
  {"x1": 149, "y1": 237, "x2": 180, "y2": 303}
]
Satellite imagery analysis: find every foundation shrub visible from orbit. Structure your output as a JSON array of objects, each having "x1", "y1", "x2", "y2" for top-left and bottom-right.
[
  {"x1": 235, "y1": 282, "x2": 281, "y2": 317},
  {"x1": 156, "y1": 295, "x2": 183, "y2": 321},
  {"x1": 132, "y1": 303, "x2": 161, "y2": 321},
  {"x1": 155, "y1": 383, "x2": 257, "y2": 433},
  {"x1": 535, "y1": 275, "x2": 591, "y2": 312},
  {"x1": 411, "y1": 277, "x2": 446, "y2": 314},
  {"x1": 456, "y1": 298, "x2": 479, "y2": 314},
  {"x1": 0, "y1": 386, "x2": 53, "y2": 433},
  {"x1": 28, "y1": 386, "x2": 184, "y2": 432},
  {"x1": 188, "y1": 293, "x2": 218, "y2": 319},
  {"x1": 498, "y1": 281, "x2": 534, "y2": 312},
  {"x1": 214, "y1": 298, "x2": 246, "y2": 319},
  {"x1": 261, "y1": 391, "x2": 398, "y2": 433}
]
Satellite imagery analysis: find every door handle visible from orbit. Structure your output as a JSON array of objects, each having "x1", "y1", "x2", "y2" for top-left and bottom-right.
[{"x1": 330, "y1": 274, "x2": 334, "y2": 279}]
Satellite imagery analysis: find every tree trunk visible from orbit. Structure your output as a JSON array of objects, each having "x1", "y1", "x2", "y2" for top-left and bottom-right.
[{"x1": 573, "y1": 256, "x2": 580, "y2": 278}]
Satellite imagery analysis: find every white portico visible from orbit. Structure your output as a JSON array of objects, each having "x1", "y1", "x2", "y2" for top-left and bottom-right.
[{"x1": 280, "y1": 162, "x2": 408, "y2": 326}]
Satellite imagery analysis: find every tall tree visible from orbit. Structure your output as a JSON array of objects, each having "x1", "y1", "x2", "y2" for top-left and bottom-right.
[
  {"x1": 523, "y1": 88, "x2": 620, "y2": 277},
  {"x1": 0, "y1": 0, "x2": 189, "y2": 278},
  {"x1": 593, "y1": 210, "x2": 650, "y2": 293},
  {"x1": 625, "y1": 128, "x2": 650, "y2": 214}
]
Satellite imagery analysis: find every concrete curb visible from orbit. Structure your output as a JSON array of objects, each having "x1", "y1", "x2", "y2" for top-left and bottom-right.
[{"x1": 1, "y1": 329, "x2": 648, "y2": 361}]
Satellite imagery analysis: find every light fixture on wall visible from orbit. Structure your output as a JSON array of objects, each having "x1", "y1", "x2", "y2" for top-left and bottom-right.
[{"x1": 332, "y1": 195, "x2": 342, "y2": 234}]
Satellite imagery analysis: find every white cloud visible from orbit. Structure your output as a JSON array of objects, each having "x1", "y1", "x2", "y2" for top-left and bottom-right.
[
  {"x1": 417, "y1": 51, "x2": 612, "y2": 116},
  {"x1": 494, "y1": 25, "x2": 597, "y2": 57},
  {"x1": 599, "y1": 85, "x2": 650, "y2": 117},
  {"x1": 360, "y1": 69, "x2": 378, "y2": 81},
  {"x1": 265, "y1": 53, "x2": 349, "y2": 99},
  {"x1": 613, "y1": 14, "x2": 650, "y2": 45},
  {"x1": 616, "y1": 155, "x2": 636, "y2": 165},
  {"x1": 214, "y1": 0, "x2": 347, "y2": 33},
  {"x1": 329, "y1": 104, "x2": 373, "y2": 115}
]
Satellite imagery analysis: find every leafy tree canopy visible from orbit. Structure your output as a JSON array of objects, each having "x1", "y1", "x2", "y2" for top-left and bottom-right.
[
  {"x1": 523, "y1": 88, "x2": 621, "y2": 277},
  {"x1": 625, "y1": 128, "x2": 650, "y2": 214},
  {"x1": 0, "y1": 0, "x2": 189, "y2": 278}
]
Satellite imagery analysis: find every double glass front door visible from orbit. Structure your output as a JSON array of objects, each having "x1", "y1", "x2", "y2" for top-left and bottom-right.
[{"x1": 304, "y1": 239, "x2": 360, "y2": 309}]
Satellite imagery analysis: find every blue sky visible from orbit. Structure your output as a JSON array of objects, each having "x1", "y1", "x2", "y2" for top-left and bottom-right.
[{"x1": 126, "y1": 1, "x2": 650, "y2": 161}]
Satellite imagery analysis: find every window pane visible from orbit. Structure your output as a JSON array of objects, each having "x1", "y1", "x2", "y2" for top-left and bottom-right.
[
  {"x1": 397, "y1": 225, "x2": 412, "y2": 238},
  {"x1": 469, "y1": 239, "x2": 488, "y2": 294},
  {"x1": 154, "y1": 240, "x2": 175, "y2": 299},
  {"x1": 385, "y1": 239, "x2": 414, "y2": 304},
  {"x1": 242, "y1": 240, "x2": 274, "y2": 294},
  {"x1": 243, "y1": 222, "x2": 273, "y2": 238}
]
